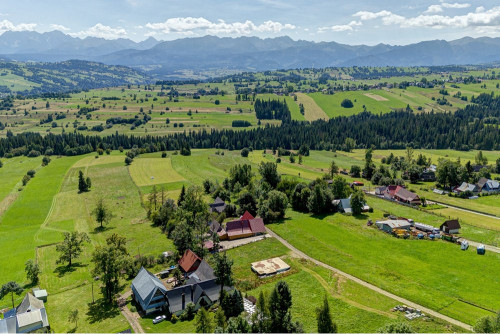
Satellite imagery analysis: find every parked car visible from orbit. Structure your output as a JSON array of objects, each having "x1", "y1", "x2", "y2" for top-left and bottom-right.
[{"x1": 153, "y1": 315, "x2": 166, "y2": 324}]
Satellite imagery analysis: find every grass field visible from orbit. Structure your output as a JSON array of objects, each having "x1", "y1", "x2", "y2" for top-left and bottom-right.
[
  {"x1": 269, "y1": 209, "x2": 500, "y2": 325},
  {"x1": 295, "y1": 92, "x2": 328, "y2": 121}
]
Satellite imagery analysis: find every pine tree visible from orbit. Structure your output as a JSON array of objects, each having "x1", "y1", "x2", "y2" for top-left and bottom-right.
[{"x1": 317, "y1": 295, "x2": 337, "y2": 333}]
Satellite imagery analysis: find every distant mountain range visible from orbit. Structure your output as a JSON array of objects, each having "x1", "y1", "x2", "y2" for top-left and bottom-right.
[{"x1": 1, "y1": 31, "x2": 500, "y2": 77}]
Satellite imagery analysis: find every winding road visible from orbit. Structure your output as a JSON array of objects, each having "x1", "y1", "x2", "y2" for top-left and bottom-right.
[{"x1": 265, "y1": 227, "x2": 473, "y2": 332}]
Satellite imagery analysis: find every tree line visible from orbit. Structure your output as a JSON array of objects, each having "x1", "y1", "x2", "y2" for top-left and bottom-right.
[{"x1": 1, "y1": 93, "x2": 499, "y2": 158}]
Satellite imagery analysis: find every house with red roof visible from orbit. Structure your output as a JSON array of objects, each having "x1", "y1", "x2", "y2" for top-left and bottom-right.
[
  {"x1": 178, "y1": 249, "x2": 202, "y2": 273},
  {"x1": 225, "y1": 216, "x2": 266, "y2": 240},
  {"x1": 240, "y1": 211, "x2": 255, "y2": 221}
]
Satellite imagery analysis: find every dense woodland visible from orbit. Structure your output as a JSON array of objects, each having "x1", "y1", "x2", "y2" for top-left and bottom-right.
[{"x1": 0, "y1": 93, "x2": 499, "y2": 157}]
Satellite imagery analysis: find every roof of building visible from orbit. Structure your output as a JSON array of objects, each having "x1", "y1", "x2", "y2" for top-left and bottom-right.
[
  {"x1": 209, "y1": 197, "x2": 226, "y2": 213},
  {"x1": 131, "y1": 267, "x2": 168, "y2": 307},
  {"x1": 251, "y1": 257, "x2": 290, "y2": 276},
  {"x1": 456, "y1": 182, "x2": 478, "y2": 192},
  {"x1": 376, "y1": 220, "x2": 412, "y2": 229},
  {"x1": 208, "y1": 220, "x2": 222, "y2": 234},
  {"x1": 394, "y1": 187, "x2": 419, "y2": 202},
  {"x1": 178, "y1": 249, "x2": 202, "y2": 273},
  {"x1": 0, "y1": 315, "x2": 17, "y2": 333},
  {"x1": 226, "y1": 218, "x2": 265, "y2": 238},
  {"x1": 16, "y1": 309, "x2": 43, "y2": 328},
  {"x1": 240, "y1": 211, "x2": 255, "y2": 220},
  {"x1": 166, "y1": 279, "x2": 228, "y2": 314},
  {"x1": 441, "y1": 220, "x2": 461, "y2": 230},
  {"x1": 187, "y1": 260, "x2": 215, "y2": 283},
  {"x1": 16, "y1": 293, "x2": 44, "y2": 314},
  {"x1": 33, "y1": 290, "x2": 47, "y2": 299},
  {"x1": 477, "y1": 177, "x2": 488, "y2": 190},
  {"x1": 486, "y1": 179, "x2": 500, "y2": 190}
]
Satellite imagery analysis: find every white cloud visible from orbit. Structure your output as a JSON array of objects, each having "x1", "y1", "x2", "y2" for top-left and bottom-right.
[
  {"x1": 425, "y1": 5, "x2": 443, "y2": 14},
  {"x1": 49, "y1": 24, "x2": 70, "y2": 31},
  {"x1": 351, "y1": 6, "x2": 500, "y2": 29},
  {"x1": 0, "y1": 19, "x2": 36, "y2": 33},
  {"x1": 441, "y1": 2, "x2": 470, "y2": 9},
  {"x1": 318, "y1": 21, "x2": 362, "y2": 33},
  {"x1": 69, "y1": 23, "x2": 127, "y2": 39},
  {"x1": 353, "y1": 10, "x2": 392, "y2": 21},
  {"x1": 145, "y1": 17, "x2": 295, "y2": 35}
]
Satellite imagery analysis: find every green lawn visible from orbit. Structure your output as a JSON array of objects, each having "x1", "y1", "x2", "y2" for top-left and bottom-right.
[{"x1": 269, "y1": 209, "x2": 500, "y2": 325}]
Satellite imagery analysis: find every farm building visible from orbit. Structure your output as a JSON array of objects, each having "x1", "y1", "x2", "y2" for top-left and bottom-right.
[
  {"x1": 179, "y1": 249, "x2": 202, "y2": 273},
  {"x1": 440, "y1": 220, "x2": 461, "y2": 234},
  {"x1": 454, "y1": 182, "x2": 479, "y2": 193},
  {"x1": 225, "y1": 217, "x2": 266, "y2": 240},
  {"x1": 393, "y1": 187, "x2": 421, "y2": 205},
  {"x1": 239, "y1": 211, "x2": 255, "y2": 220},
  {"x1": 251, "y1": 257, "x2": 290, "y2": 277},
  {"x1": 375, "y1": 220, "x2": 412, "y2": 233},
  {"x1": 209, "y1": 197, "x2": 227, "y2": 214},
  {"x1": 131, "y1": 267, "x2": 168, "y2": 314},
  {"x1": 0, "y1": 293, "x2": 50, "y2": 333},
  {"x1": 414, "y1": 222, "x2": 440, "y2": 234}
]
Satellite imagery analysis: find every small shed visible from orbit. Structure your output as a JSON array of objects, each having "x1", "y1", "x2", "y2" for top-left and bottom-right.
[
  {"x1": 440, "y1": 220, "x2": 461, "y2": 234},
  {"x1": 33, "y1": 290, "x2": 47, "y2": 302}
]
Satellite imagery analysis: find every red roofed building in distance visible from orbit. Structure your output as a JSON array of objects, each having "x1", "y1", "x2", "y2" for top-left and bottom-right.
[{"x1": 178, "y1": 249, "x2": 202, "y2": 273}]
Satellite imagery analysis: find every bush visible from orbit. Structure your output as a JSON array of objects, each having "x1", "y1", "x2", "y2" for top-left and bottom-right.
[
  {"x1": 27, "y1": 150, "x2": 41, "y2": 157},
  {"x1": 161, "y1": 152, "x2": 167, "y2": 158},
  {"x1": 171, "y1": 314, "x2": 178, "y2": 324},
  {"x1": 232, "y1": 120, "x2": 251, "y2": 127},
  {"x1": 27, "y1": 170, "x2": 36, "y2": 177},
  {"x1": 341, "y1": 99, "x2": 354, "y2": 108},
  {"x1": 130, "y1": 306, "x2": 137, "y2": 313},
  {"x1": 276, "y1": 158, "x2": 281, "y2": 163},
  {"x1": 241, "y1": 148, "x2": 250, "y2": 157}
]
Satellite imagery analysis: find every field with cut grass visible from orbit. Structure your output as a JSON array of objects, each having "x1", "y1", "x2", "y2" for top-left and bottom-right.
[{"x1": 269, "y1": 209, "x2": 500, "y2": 326}]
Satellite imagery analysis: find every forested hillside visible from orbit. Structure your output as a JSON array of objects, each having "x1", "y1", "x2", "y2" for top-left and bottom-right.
[
  {"x1": 1, "y1": 93, "x2": 498, "y2": 157},
  {"x1": 0, "y1": 60, "x2": 150, "y2": 95}
]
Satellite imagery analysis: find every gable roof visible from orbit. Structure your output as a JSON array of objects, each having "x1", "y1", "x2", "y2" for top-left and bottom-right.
[
  {"x1": 16, "y1": 293, "x2": 44, "y2": 314},
  {"x1": 456, "y1": 182, "x2": 478, "y2": 192},
  {"x1": 477, "y1": 177, "x2": 488, "y2": 190},
  {"x1": 240, "y1": 211, "x2": 255, "y2": 220},
  {"x1": 486, "y1": 179, "x2": 500, "y2": 190},
  {"x1": 188, "y1": 260, "x2": 215, "y2": 283},
  {"x1": 441, "y1": 220, "x2": 461, "y2": 230},
  {"x1": 394, "y1": 187, "x2": 419, "y2": 202},
  {"x1": 165, "y1": 278, "x2": 228, "y2": 314},
  {"x1": 131, "y1": 267, "x2": 168, "y2": 308},
  {"x1": 226, "y1": 218, "x2": 265, "y2": 238},
  {"x1": 209, "y1": 197, "x2": 227, "y2": 213},
  {"x1": 208, "y1": 220, "x2": 222, "y2": 234},
  {"x1": 179, "y1": 249, "x2": 202, "y2": 273}
]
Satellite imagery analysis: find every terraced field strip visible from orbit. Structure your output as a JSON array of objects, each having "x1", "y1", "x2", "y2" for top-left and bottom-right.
[
  {"x1": 266, "y1": 227, "x2": 473, "y2": 332},
  {"x1": 295, "y1": 92, "x2": 328, "y2": 121}
]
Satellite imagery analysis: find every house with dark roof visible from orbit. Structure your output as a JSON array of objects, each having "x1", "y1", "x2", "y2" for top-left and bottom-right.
[
  {"x1": 209, "y1": 197, "x2": 227, "y2": 214},
  {"x1": 131, "y1": 267, "x2": 168, "y2": 315},
  {"x1": 178, "y1": 250, "x2": 202, "y2": 274},
  {"x1": 225, "y1": 217, "x2": 266, "y2": 240},
  {"x1": 208, "y1": 220, "x2": 227, "y2": 241},
  {"x1": 393, "y1": 186, "x2": 420, "y2": 205},
  {"x1": 477, "y1": 177, "x2": 500, "y2": 193},
  {"x1": 165, "y1": 278, "x2": 231, "y2": 316},
  {"x1": 186, "y1": 260, "x2": 216, "y2": 284},
  {"x1": 420, "y1": 169, "x2": 436, "y2": 182},
  {"x1": 440, "y1": 220, "x2": 461, "y2": 234},
  {"x1": 0, "y1": 293, "x2": 50, "y2": 333}
]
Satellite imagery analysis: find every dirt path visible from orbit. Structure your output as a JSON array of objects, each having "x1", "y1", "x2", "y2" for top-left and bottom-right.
[
  {"x1": 295, "y1": 93, "x2": 328, "y2": 121},
  {"x1": 266, "y1": 227, "x2": 473, "y2": 332},
  {"x1": 119, "y1": 291, "x2": 145, "y2": 334}
]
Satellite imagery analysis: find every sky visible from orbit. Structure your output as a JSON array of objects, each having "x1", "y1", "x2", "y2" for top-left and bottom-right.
[{"x1": 0, "y1": 0, "x2": 499, "y2": 45}]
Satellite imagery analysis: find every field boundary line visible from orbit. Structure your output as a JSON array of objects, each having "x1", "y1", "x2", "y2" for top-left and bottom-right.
[
  {"x1": 266, "y1": 227, "x2": 473, "y2": 331},
  {"x1": 430, "y1": 199, "x2": 499, "y2": 219}
]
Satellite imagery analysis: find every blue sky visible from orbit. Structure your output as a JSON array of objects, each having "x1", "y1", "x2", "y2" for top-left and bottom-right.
[{"x1": 0, "y1": 0, "x2": 499, "y2": 44}]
